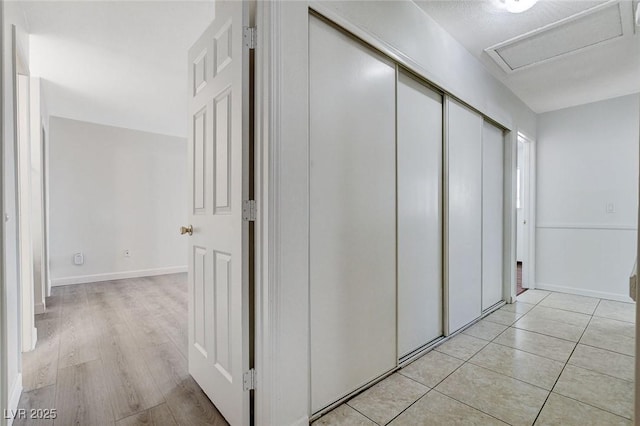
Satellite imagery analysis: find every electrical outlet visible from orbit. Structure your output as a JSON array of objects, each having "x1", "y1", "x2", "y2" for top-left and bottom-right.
[
  {"x1": 74, "y1": 252, "x2": 84, "y2": 265},
  {"x1": 124, "y1": 249, "x2": 131, "y2": 257}
]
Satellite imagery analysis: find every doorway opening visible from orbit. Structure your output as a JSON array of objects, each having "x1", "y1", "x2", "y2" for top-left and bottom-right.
[
  {"x1": 516, "y1": 132, "x2": 535, "y2": 296},
  {"x1": 5, "y1": 2, "x2": 256, "y2": 425}
]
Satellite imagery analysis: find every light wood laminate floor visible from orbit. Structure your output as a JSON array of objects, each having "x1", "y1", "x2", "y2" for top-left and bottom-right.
[{"x1": 16, "y1": 274, "x2": 229, "y2": 426}]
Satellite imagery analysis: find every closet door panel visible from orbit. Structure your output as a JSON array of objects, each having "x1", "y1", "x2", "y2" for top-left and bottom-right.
[
  {"x1": 397, "y1": 72, "x2": 443, "y2": 357},
  {"x1": 482, "y1": 121, "x2": 504, "y2": 310},
  {"x1": 309, "y1": 16, "x2": 397, "y2": 412},
  {"x1": 447, "y1": 100, "x2": 483, "y2": 333}
]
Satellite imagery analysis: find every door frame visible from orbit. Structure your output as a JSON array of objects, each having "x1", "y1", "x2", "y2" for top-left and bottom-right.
[
  {"x1": 16, "y1": 72, "x2": 36, "y2": 353},
  {"x1": 517, "y1": 132, "x2": 537, "y2": 291},
  {"x1": 1, "y1": 1, "x2": 6, "y2": 422}
]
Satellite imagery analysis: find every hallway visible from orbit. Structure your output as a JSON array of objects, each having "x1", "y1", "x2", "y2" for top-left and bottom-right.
[
  {"x1": 14, "y1": 276, "x2": 636, "y2": 425},
  {"x1": 15, "y1": 274, "x2": 228, "y2": 425}
]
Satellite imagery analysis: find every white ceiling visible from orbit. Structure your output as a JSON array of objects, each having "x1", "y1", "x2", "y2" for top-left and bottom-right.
[
  {"x1": 416, "y1": 0, "x2": 640, "y2": 113},
  {"x1": 21, "y1": 1, "x2": 215, "y2": 137},
  {"x1": 18, "y1": 0, "x2": 640, "y2": 131}
]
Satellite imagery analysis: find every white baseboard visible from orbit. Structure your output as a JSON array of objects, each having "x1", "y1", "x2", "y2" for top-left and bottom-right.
[
  {"x1": 535, "y1": 282, "x2": 634, "y2": 303},
  {"x1": 7, "y1": 373, "x2": 23, "y2": 426},
  {"x1": 31, "y1": 328, "x2": 38, "y2": 352},
  {"x1": 51, "y1": 266, "x2": 188, "y2": 287},
  {"x1": 34, "y1": 302, "x2": 45, "y2": 315}
]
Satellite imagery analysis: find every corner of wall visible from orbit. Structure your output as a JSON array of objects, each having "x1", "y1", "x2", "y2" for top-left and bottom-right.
[{"x1": 6, "y1": 373, "x2": 23, "y2": 426}]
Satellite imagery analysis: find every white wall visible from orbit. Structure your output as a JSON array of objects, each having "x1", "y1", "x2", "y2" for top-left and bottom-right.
[
  {"x1": 2, "y1": 3, "x2": 29, "y2": 421},
  {"x1": 48, "y1": 117, "x2": 187, "y2": 285},
  {"x1": 536, "y1": 93, "x2": 640, "y2": 301}
]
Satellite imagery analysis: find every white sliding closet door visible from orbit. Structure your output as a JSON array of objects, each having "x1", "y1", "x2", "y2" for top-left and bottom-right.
[
  {"x1": 397, "y1": 71, "x2": 443, "y2": 358},
  {"x1": 447, "y1": 99, "x2": 483, "y2": 333},
  {"x1": 482, "y1": 121, "x2": 504, "y2": 310},
  {"x1": 309, "y1": 16, "x2": 397, "y2": 412}
]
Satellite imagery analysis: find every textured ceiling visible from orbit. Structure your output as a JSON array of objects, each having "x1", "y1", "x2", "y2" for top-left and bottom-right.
[
  {"x1": 416, "y1": 0, "x2": 640, "y2": 113},
  {"x1": 21, "y1": 1, "x2": 215, "y2": 137},
  {"x1": 17, "y1": 0, "x2": 640, "y2": 129}
]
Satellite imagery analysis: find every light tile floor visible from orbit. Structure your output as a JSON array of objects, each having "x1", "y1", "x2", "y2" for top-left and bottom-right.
[{"x1": 313, "y1": 290, "x2": 635, "y2": 426}]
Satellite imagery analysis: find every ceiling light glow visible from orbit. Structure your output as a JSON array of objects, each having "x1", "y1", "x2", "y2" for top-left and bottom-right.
[{"x1": 503, "y1": 0, "x2": 538, "y2": 13}]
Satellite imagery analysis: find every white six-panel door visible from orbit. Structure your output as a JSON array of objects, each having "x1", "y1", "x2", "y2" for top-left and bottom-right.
[
  {"x1": 309, "y1": 15, "x2": 397, "y2": 413},
  {"x1": 397, "y1": 71, "x2": 443, "y2": 357},
  {"x1": 187, "y1": 1, "x2": 250, "y2": 424}
]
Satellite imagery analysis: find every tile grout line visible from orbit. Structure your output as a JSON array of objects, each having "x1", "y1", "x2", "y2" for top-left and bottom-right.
[
  {"x1": 465, "y1": 323, "x2": 561, "y2": 392},
  {"x1": 411, "y1": 306, "x2": 551, "y2": 424},
  {"x1": 489, "y1": 334, "x2": 573, "y2": 364},
  {"x1": 377, "y1": 387, "x2": 431, "y2": 425},
  {"x1": 394, "y1": 349, "x2": 473, "y2": 421},
  {"x1": 392, "y1": 346, "x2": 501, "y2": 426},
  {"x1": 431, "y1": 331, "x2": 529, "y2": 423},
  {"x1": 566, "y1": 350, "x2": 635, "y2": 383},
  {"x1": 576, "y1": 341, "x2": 635, "y2": 358},
  {"x1": 431, "y1": 389, "x2": 510, "y2": 425},
  {"x1": 530, "y1": 298, "x2": 602, "y2": 425},
  {"x1": 345, "y1": 401, "x2": 387, "y2": 425},
  {"x1": 548, "y1": 389, "x2": 633, "y2": 421},
  {"x1": 509, "y1": 297, "x2": 598, "y2": 344},
  {"x1": 431, "y1": 295, "x2": 580, "y2": 425},
  {"x1": 533, "y1": 301, "x2": 601, "y2": 316},
  {"x1": 373, "y1": 330, "x2": 495, "y2": 424},
  {"x1": 325, "y1": 292, "x2": 631, "y2": 425},
  {"x1": 508, "y1": 323, "x2": 585, "y2": 344}
]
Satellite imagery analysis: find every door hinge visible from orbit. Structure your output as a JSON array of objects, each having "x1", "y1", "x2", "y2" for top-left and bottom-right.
[
  {"x1": 243, "y1": 368, "x2": 256, "y2": 391},
  {"x1": 243, "y1": 26, "x2": 257, "y2": 49},
  {"x1": 242, "y1": 200, "x2": 257, "y2": 222}
]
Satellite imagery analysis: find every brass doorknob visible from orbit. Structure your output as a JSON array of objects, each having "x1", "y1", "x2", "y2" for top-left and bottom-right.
[{"x1": 180, "y1": 225, "x2": 193, "y2": 236}]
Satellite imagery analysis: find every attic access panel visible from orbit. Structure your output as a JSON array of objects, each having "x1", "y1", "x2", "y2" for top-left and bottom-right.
[{"x1": 486, "y1": 1, "x2": 625, "y2": 72}]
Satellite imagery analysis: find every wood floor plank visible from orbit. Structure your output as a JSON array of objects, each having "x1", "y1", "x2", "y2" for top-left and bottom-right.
[
  {"x1": 50, "y1": 286, "x2": 64, "y2": 297},
  {"x1": 143, "y1": 342, "x2": 228, "y2": 425},
  {"x1": 121, "y1": 308, "x2": 171, "y2": 349},
  {"x1": 138, "y1": 282, "x2": 184, "y2": 318},
  {"x1": 162, "y1": 377, "x2": 229, "y2": 426},
  {"x1": 84, "y1": 280, "x2": 115, "y2": 294},
  {"x1": 58, "y1": 307, "x2": 100, "y2": 368},
  {"x1": 98, "y1": 325, "x2": 165, "y2": 420},
  {"x1": 14, "y1": 384, "x2": 56, "y2": 426},
  {"x1": 153, "y1": 312, "x2": 188, "y2": 360},
  {"x1": 20, "y1": 274, "x2": 225, "y2": 425},
  {"x1": 143, "y1": 342, "x2": 188, "y2": 384},
  {"x1": 36, "y1": 295, "x2": 63, "y2": 322},
  {"x1": 91, "y1": 299, "x2": 129, "y2": 337},
  {"x1": 55, "y1": 360, "x2": 114, "y2": 426},
  {"x1": 115, "y1": 403, "x2": 177, "y2": 426},
  {"x1": 22, "y1": 319, "x2": 60, "y2": 391},
  {"x1": 60, "y1": 286, "x2": 88, "y2": 309}
]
